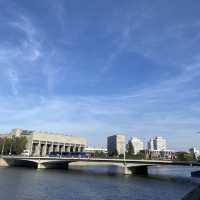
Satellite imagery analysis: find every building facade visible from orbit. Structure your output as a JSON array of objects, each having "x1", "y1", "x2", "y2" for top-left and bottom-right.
[
  {"x1": 107, "y1": 134, "x2": 125, "y2": 156},
  {"x1": 147, "y1": 138, "x2": 154, "y2": 151},
  {"x1": 147, "y1": 137, "x2": 167, "y2": 151},
  {"x1": 189, "y1": 147, "x2": 200, "y2": 160},
  {"x1": 128, "y1": 137, "x2": 144, "y2": 155},
  {"x1": 154, "y1": 137, "x2": 167, "y2": 151},
  {"x1": 85, "y1": 147, "x2": 107, "y2": 154},
  {"x1": 146, "y1": 150, "x2": 175, "y2": 160},
  {"x1": 3, "y1": 128, "x2": 87, "y2": 156}
]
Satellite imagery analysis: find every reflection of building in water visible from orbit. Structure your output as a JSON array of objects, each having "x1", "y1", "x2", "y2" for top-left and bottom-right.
[{"x1": 3, "y1": 128, "x2": 87, "y2": 156}]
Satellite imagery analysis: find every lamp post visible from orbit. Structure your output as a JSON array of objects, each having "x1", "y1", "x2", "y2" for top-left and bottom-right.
[
  {"x1": 9, "y1": 136, "x2": 14, "y2": 156},
  {"x1": 123, "y1": 143, "x2": 126, "y2": 165},
  {"x1": 1, "y1": 138, "x2": 5, "y2": 155}
]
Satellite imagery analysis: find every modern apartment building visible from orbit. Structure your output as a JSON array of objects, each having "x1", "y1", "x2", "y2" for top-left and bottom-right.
[
  {"x1": 147, "y1": 136, "x2": 167, "y2": 151},
  {"x1": 107, "y1": 134, "x2": 125, "y2": 156},
  {"x1": 128, "y1": 137, "x2": 144, "y2": 155}
]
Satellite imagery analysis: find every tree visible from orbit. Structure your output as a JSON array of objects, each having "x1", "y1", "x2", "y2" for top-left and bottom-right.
[
  {"x1": 12, "y1": 136, "x2": 27, "y2": 155},
  {"x1": 0, "y1": 136, "x2": 27, "y2": 155},
  {"x1": 176, "y1": 152, "x2": 194, "y2": 161},
  {"x1": 93, "y1": 151, "x2": 107, "y2": 158},
  {"x1": 127, "y1": 141, "x2": 134, "y2": 156}
]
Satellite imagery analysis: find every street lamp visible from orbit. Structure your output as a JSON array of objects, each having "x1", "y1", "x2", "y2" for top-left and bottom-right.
[
  {"x1": 9, "y1": 136, "x2": 14, "y2": 156},
  {"x1": 123, "y1": 143, "x2": 126, "y2": 164},
  {"x1": 1, "y1": 138, "x2": 5, "y2": 155}
]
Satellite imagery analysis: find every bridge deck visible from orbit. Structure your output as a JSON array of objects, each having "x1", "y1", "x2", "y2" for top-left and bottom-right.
[{"x1": 2, "y1": 156, "x2": 200, "y2": 166}]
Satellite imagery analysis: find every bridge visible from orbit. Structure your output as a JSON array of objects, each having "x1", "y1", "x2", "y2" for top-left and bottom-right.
[{"x1": 1, "y1": 156, "x2": 200, "y2": 175}]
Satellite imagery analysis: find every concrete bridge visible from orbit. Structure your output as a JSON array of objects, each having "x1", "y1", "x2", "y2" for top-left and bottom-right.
[{"x1": 1, "y1": 156, "x2": 200, "y2": 175}]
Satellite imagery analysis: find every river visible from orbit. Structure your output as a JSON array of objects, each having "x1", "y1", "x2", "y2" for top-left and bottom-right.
[{"x1": 0, "y1": 165, "x2": 199, "y2": 200}]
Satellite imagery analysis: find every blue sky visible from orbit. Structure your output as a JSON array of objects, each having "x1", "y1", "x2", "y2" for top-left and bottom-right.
[{"x1": 0, "y1": 0, "x2": 200, "y2": 150}]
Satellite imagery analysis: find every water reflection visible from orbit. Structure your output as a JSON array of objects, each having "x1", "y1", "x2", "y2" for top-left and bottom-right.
[{"x1": 0, "y1": 166, "x2": 198, "y2": 200}]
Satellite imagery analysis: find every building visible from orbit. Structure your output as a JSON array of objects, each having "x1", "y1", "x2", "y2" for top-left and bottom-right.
[
  {"x1": 147, "y1": 137, "x2": 167, "y2": 151},
  {"x1": 2, "y1": 128, "x2": 87, "y2": 156},
  {"x1": 85, "y1": 147, "x2": 107, "y2": 154},
  {"x1": 189, "y1": 147, "x2": 200, "y2": 160},
  {"x1": 146, "y1": 136, "x2": 172, "y2": 160},
  {"x1": 146, "y1": 150, "x2": 175, "y2": 160},
  {"x1": 128, "y1": 137, "x2": 144, "y2": 155},
  {"x1": 154, "y1": 137, "x2": 167, "y2": 151},
  {"x1": 107, "y1": 134, "x2": 125, "y2": 156},
  {"x1": 147, "y1": 138, "x2": 154, "y2": 151}
]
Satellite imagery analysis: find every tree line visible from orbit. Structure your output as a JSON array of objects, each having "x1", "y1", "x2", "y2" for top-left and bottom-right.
[{"x1": 0, "y1": 136, "x2": 27, "y2": 155}]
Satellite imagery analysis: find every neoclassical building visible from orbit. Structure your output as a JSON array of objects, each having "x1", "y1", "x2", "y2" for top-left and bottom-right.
[{"x1": 4, "y1": 128, "x2": 87, "y2": 156}]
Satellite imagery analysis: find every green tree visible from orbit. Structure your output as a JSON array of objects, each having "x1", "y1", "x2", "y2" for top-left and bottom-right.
[
  {"x1": 0, "y1": 136, "x2": 27, "y2": 155},
  {"x1": 93, "y1": 151, "x2": 107, "y2": 158},
  {"x1": 176, "y1": 152, "x2": 194, "y2": 161},
  {"x1": 12, "y1": 136, "x2": 28, "y2": 155},
  {"x1": 127, "y1": 141, "x2": 134, "y2": 156}
]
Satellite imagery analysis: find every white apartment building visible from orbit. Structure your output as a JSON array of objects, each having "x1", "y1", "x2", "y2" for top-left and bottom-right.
[
  {"x1": 148, "y1": 136, "x2": 167, "y2": 151},
  {"x1": 147, "y1": 138, "x2": 154, "y2": 151},
  {"x1": 154, "y1": 136, "x2": 167, "y2": 151},
  {"x1": 189, "y1": 147, "x2": 200, "y2": 159},
  {"x1": 129, "y1": 137, "x2": 144, "y2": 155}
]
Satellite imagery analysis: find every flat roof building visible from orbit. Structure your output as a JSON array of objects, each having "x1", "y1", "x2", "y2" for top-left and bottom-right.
[
  {"x1": 128, "y1": 137, "x2": 144, "y2": 155},
  {"x1": 148, "y1": 136, "x2": 167, "y2": 151},
  {"x1": 107, "y1": 134, "x2": 125, "y2": 156},
  {"x1": 2, "y1": 128, "x2": 87, "y2": 156}
]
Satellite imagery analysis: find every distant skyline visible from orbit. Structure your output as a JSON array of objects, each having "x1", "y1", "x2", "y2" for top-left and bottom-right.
[{"x1": 0, "y1": 0, "x2": 200, "y2": 150}]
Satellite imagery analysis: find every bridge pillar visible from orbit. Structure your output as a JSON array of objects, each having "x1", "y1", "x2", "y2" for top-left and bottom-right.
[
  {"x1": 37, "y1": 162, "x2": 46, "y2": 169},
  {"x1": 124, "y1": 165, "x2": 132, "y2": 175}
]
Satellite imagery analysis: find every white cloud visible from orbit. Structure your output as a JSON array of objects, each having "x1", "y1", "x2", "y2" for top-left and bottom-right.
[{"x1": 7, "y1": 68, "x2": 19, "y2": 96}]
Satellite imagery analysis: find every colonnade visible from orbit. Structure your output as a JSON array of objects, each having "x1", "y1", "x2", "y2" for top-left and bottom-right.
[{"x1": 31, "y1": 140, "x2": 85, "y2": 156}]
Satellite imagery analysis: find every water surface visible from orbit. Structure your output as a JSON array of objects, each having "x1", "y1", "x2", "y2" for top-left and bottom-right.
[{"x1": 0, "y1": 166, "x2": 198, "y2": 200}]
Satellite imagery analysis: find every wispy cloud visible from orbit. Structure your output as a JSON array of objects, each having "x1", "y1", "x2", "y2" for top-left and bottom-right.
[
  {"x1": 7, "y1": 68, "x2": 19, "y2": 96},
  {"x1": 0, "y1": 1, "x2": 200, "y2": 150}
]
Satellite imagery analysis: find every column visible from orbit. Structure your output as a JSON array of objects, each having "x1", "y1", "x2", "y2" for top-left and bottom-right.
[
  {"x1": 49, "y1": 143, "x2": 53, "y2": 154},
  {"x1": 42, "y1": 142, "x2": 47, "y2": 156},
  {"x1": 36, "y1": 142, "x2": 40, "y2": 156},
  {"x1": 65, "y1": 146, "x2": 70, "y2": 152}
]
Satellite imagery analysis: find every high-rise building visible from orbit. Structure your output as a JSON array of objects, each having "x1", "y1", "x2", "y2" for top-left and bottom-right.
[
  {"x1": 107, "y1": 134, "x2": 125, "y2": 156},
  {"x1": 147, "y1": 137, "x2": 167, "y2": 151},
  {"x1": 154, "y1": 137, "x2": 167, "y2": 151},
  {"x1": 189, "y1": 147, "x2": 200, "y2": 159},
  {"x1": 128, "y1": 137, "x2": 144, "y2": 155},
  {"x1": 147, "y1": 138, "x2": 154, "y2": 151}
]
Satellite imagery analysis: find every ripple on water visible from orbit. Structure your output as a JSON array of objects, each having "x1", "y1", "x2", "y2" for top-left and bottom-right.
[{"x1": 0, "y1": 166, "x2": 198, "y2": 200}]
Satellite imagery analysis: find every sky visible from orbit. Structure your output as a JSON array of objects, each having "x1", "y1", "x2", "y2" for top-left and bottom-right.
[{"x1": 0, "y1": 0, "x2": 200, "y2": 150}]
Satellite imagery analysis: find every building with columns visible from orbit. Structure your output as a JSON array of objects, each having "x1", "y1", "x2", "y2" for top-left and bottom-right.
[{"x1": 3, "y1": 128, "x2": 87, "y2": 156}]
